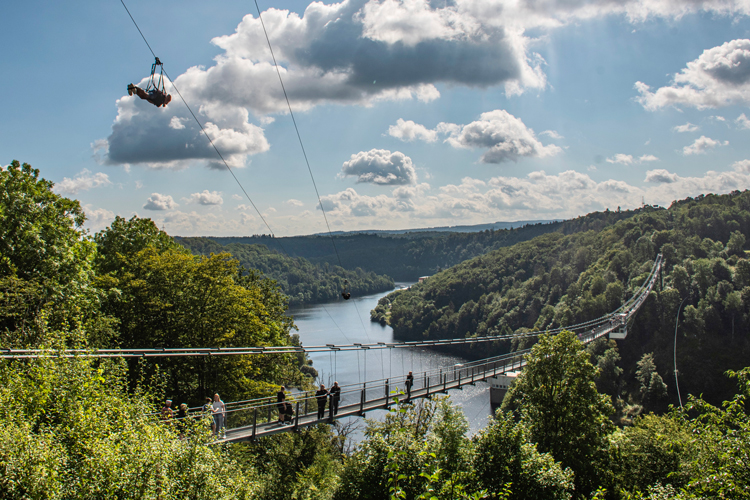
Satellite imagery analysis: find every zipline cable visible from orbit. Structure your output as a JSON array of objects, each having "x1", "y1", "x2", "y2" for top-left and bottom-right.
[
  {"x1": 120, "y1": 0, "x2": 276, "y2": 241},
  {"x1": 252, "y1": 0, "x2": 374, "y2": 344},
  {"x1": 117, "y1": 0, "x2": 355, "y2": 344}
]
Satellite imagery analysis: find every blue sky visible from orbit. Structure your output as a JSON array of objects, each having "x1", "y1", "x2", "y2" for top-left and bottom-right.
[{"x1": 2, "y1": 0, "x2": 750, "y2": 236}]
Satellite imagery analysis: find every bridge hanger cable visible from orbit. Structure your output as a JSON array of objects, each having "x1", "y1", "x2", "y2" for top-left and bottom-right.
[
  {"x1": 118, "y1": 0, "x2": 355, "y2": 343},
  {"x1": 4, "y1": 257, "x2": 661, "y2": 359},
  {"x1": 252, "y1": 0, "x2": 374, "y2": 344}
]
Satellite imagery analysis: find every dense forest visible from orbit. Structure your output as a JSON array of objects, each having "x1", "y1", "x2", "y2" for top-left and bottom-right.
[
  {"x1": 181, "y1": 208, "x2": 642, "y2": 280},
  {"x1": 377, "y1": 190, "x2": 750, "y2": 408},
  {"x1": 178, "y1": 237, "x2": 394, "y2": 305},
  {"x1": 2, "y1": 161, "x2": 749, "y2": 499}
]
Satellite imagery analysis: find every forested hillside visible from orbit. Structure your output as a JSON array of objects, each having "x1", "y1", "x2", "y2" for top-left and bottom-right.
[
  {"x1": 178, "y1": 237, "x2": 394, "y2": 305},
  {"x1": 382, "y1": 191, "x2": 750, "y2": 407},
  {"x1": 181, "y1": 208, "x2": 641, "y2": 280}
]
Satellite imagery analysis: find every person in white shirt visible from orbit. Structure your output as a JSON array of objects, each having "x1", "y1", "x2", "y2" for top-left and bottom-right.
[{"x1": 212, "y1": 393, "x2": 226, "y2": 436}]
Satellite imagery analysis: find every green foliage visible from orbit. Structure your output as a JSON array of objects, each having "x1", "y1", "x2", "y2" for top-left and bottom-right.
[
  {"x1": 0, "y1": 160, "x2": 99, "y2": 344},
  {"x1": 179, "y1": 238, "x2": 395, "y2": 305},
  {"x1": 503, "y1": 331, "x2": 614, "y2": 496},
  {"x1": 606, "y1": 414, "x2": 690, "y2": 495},
  {"x1": 382, "y1": 190, "x2": 750, "y2": 406},
  {"x1": 472, "y1": 412, "x2": 574, "y2": 499},
  {"x1": 0, "y1": 356, "x2": 257, "y2": 499},
  {"x1": 0, "y1": 160, "x2": 93, "y2": 294},
  {"x1": 232, "y1": 425, "x2": 342, "y2": 500},
  {"x1": 94, "y1": 215, "x2": 183, "y2": 275},
  {"x1": 96, "y1": 245, "x2": 298, "y2": 405}
]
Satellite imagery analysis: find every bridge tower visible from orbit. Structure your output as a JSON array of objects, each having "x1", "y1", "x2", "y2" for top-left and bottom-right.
[
  {"x1": 488, "y1": 372, "x2": 518, "y2": 412},
  {"x1": 608, "y1": 313, "x2": 628, "y2": 339}
]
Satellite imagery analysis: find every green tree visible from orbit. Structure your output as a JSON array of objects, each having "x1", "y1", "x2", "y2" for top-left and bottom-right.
[
  {"x1": 503, "y1": 331, "x2": 614, "y2": 495},
  {"x1": 607, "y1": 414, "x2": 690, "y2": 495},
  {"x1": 0, "y1": 160, "x2": 99, "y2": 346},
  {"x1": 97, "y1": 247, "x2": 297, "y2": 404},
  {"x1": 0, "y1": 161, "x2": 93, "y2": 293},
  {"x1": 0, "y1": 356, "x2": 257, "y2": 499},
  {"x1": 726, "y1": 230, "x2": 746, "y2": 257},
  {"x1": 472, "y1": 412, "x2": 574, "y2": 499},
  {"x1": 635, "y1": 353, "x2": 668, "y2": 411},
  {"x1": 94, "y1": 215, "x2": 182, "y2": 275}
]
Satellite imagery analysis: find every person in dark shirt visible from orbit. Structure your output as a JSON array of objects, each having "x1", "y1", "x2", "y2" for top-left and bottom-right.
[
  {"x1": 277, "y1": 386, "x2": 288, "y2": 425},
  {"x1": 315, "y1": 384, "x2": 329, "y2": 420},
  {"x1": 330, "y1": 381, "x2": 341, "y2": 416},
  {"x1": 176, "y1": 403, "x2": 188, "y2": 438},
  {"x1": 405, "y1": 372, "x2": 414, "y2": 400}
]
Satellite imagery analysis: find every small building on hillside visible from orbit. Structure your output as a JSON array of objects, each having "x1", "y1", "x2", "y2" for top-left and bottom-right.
[{"x1": 418, "y1": 276, "x2": 430, "y2": 283}]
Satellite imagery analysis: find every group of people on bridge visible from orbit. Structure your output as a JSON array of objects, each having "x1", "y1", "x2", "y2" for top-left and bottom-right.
[
  {"x1": 277, "y1": 382, "x2": 341, "y2": 425},
  {"x1": 161, "y1": 393, "x2": 226, "y2": 437}
]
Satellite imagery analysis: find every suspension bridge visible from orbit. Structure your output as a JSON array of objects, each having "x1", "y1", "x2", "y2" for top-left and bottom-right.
[
  {"x1": 15, "y1": 255, "x2": 663, "y2": 442},
  {"x1": 0, "y1": 255, "x2": 662, "y2": 441},
  {"x1": 212, "y1": 254, "x2": 662, "y2": 442}
]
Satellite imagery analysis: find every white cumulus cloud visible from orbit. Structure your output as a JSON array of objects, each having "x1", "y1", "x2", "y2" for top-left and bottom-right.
[
  {"x1": 440, "y1": 109, "x2": 562, "y2": 163},
  {"x1": 645, "y1": 169, "x2": 679, "y2": 183},
  {"x1": 388, "y1": 118, "x2": 438, "y2": 142},
  {"x1": 639, "y1": 154, "x2": 660, "y2": 162},
  {"x1": 606, "y1": 154, "x2": 635, "y2": 165},
  {"x1": 286, "y1": 199, "x2": 304, "y2": 207},
  {"x1": 683, "y1": 135, "x2": 728, "y2": 155},
  {"x1": 636, "y1": 39, "x2": 750, "y2": 110},
  {"x1": 186, "y1": 190, "x2": 224, "y2": 205},
  {"x1": 539, "y1": 130, "x2": 563, "y2": 139},
  {"x1": 736, "y1": 113, "x2": 750, "y2": 129},
  {"x1": 674, "y1": 122, "x2": 699, "y2": 133},
  {"x1": 144, "y1": 193, "x2": 179, "y2": 211},
  {"x1": 341, "y1": 149, "x2": 418, "y2": 185},
  {"x1": 55, "y1": 169, "x2": 112, "y2": 195}
]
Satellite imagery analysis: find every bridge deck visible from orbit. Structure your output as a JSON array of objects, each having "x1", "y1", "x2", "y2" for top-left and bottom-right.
[{"x1": 220, "y1": 355, "x2": 526, "y2": 442}]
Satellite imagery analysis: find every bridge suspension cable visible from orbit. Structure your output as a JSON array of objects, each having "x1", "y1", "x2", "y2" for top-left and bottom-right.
[{"x1": 1, "y1": 255, "x2": 662, "y2": 360}]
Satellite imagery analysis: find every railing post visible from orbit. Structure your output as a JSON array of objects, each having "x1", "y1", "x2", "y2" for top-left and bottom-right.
[
  {"x1": 328, "y1": 394, "x2": 334, "y2": 422},
  {"x1": 305, "y1": 392, "x2": 308, "y2": 416},
  {"x1": 426, "y1": 376, "x2": 430, "y2": 397},
  {"x1": 267, "y1": 402, "x2": 272, "y2": 423},
  {"x1": 293, "y1": 401, "x2": 300, "y2": 431},
  {"x1": 385, "y1": 379, "x2": 389, "y2": 407},
  {"x1": 359, "y1": 388, "x2": 365, "y2": 416},
  {"x1": 251, "y1": 408, "x2": 257, "y2": 440}
]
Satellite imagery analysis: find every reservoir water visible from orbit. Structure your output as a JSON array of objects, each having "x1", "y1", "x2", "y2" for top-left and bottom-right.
[{"x1": 287, "y1": 284, "x2": 494, "y2": 437}]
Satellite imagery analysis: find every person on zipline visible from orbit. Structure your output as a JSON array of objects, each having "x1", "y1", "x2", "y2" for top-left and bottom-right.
[{"x1": 128, "y1": 83, "x2": 172, "y2": 107}]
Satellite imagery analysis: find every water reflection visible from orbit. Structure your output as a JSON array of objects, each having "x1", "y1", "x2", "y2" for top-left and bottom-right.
[{"x1": 287, "y1": 284, "x2": 494, "y2": 437}]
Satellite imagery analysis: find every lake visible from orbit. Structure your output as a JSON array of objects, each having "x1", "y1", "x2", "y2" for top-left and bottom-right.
[{"x1": 287, "y1": 284, "x2": 494, "y2": 437}]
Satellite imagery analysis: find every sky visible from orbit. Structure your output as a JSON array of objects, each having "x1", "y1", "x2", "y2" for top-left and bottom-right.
[{"x1": 2, "y1": 0, "x2": 750, "y2": 237}]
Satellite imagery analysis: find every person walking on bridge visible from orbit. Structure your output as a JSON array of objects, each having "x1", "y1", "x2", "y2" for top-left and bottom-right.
[
  {"x1": 315, "y1": 384, "x2": 329, "y2": 420},
  {"x1": 405, "y1": 372, "x2": 414, "y2": 401},
  {"x1": 330, "y1": 382, "x2": 341, "y2": 416},
  {"x1": 277, "y1": 386, "x2": 292, "y2": 425},
  {"x1": 212, "y1": 393, "x2": 226, "y2": 437}
]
